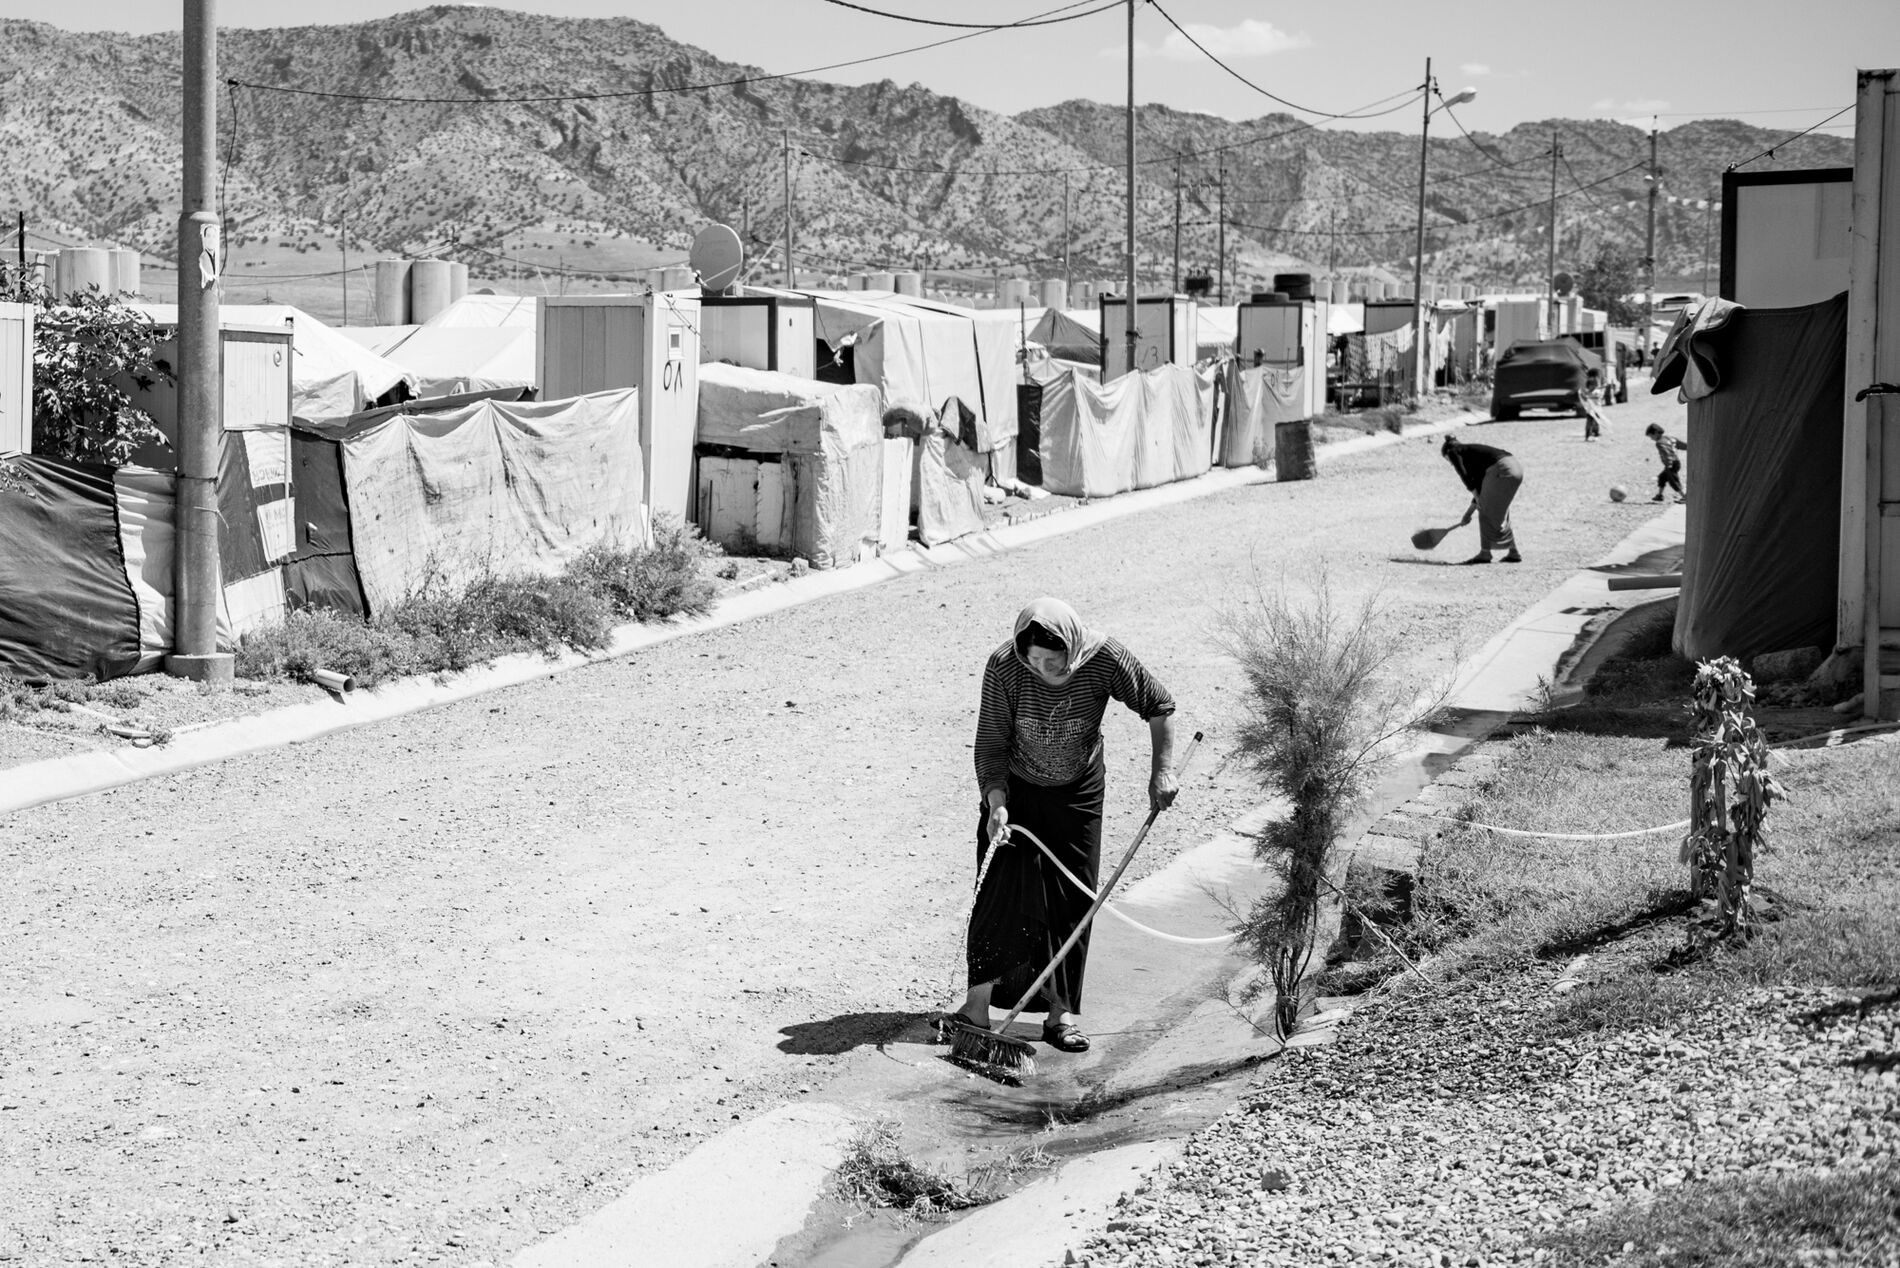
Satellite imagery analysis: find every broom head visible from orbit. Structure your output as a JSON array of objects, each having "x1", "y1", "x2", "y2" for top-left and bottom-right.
[
  {"x1": 1411, "y1": 525, "x2": 1451, "y2": 551},
  {"x1": 944, "y1": 1018, "x2": 1037, "y2": 1084}
]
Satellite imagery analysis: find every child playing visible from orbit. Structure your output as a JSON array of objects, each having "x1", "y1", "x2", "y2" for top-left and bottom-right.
[{"x1": 1645, "y1": 422, "x2": 1687, "y2": 502}]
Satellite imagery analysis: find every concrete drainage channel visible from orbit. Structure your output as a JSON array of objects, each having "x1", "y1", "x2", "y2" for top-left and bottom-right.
[{"x1": 507, "y1": 506, "x2": 1687, "y2": 1268}]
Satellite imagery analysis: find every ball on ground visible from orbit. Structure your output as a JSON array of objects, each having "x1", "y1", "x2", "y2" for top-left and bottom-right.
[{"x1": 1609, "y1": 484, "x2": 1629, "y2": 503}]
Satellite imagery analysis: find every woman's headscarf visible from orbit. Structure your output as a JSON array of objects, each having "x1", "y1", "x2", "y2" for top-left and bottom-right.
[{"x1": 1012, "y1": 597, "x2": 1107, "y2": 674}]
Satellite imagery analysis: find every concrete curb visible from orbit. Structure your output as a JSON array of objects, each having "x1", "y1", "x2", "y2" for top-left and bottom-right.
[{"x1": 0, "y1": 414, "x2": 1480, "y2": 820}]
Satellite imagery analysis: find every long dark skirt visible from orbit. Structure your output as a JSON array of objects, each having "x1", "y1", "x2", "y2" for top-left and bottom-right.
[{"x1": 967, "y1": 762, "x2": 1105, "y2": 1015}]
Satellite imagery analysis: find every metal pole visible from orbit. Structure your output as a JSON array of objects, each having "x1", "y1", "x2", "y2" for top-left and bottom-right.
[
  {"x1": 1329, "y1": 207, "x2": 1337, "y2": 282},
  {"x1": 1062, "y1": 169, "x2": 1071, "y2": 293},
  {"x1": 1123, "y1": 0, "x2": 1137, "y2": 377},
  {"x1": 1701, "y1": 186, "x2": 1714, "y2": 295},
  {"x1": 1171, "y1": 157, "x2": 1181, "y2": 294},
  {"x1": 1644, "y1": 124, "x2": 1659, "y2": 357},
  {"x1": 14, "y1": 211, "x2": 23, "y2": 272},
  {"x1": 1411, "y1": 59, "x2": 1431, "y2": 400},
  {"x1": 783, "y1": 129, "x2": 794, "y2": 288},
  {"x1": 170, "y1": 0, "x2": 230, "y2": 686},
  {"x1": 1216, "y1": 167, "x2": 1225, "y2": 304},
  {"x1": 1546, "y1": 131, "x2": 1560, "y2": 333},
  {"x1": 339, "y1": 177, "x2": 349, "y2": 322}
]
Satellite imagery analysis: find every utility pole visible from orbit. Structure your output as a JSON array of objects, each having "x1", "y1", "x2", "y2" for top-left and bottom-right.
[
  {"x1": 1701, "y1": 186, "x2": 1715, "y2": 295},
  {"x1": 1171, "y1": 158, "x2": 1181, "y2": 293},
  {"x1": 1061, "y1": 169, "x2": 1071, "y2": 293},
  {"x1": 1546, "y1": 131, "x2": 1561, "y2": 333},
  {"x1": 1216, "y1": 166, "x2": 1226, "y2": 303},
  {"x1": 14, "y1": 211, "x2": 23, "y2": 272},
  {"x1": 1410, "y1": 58, "x2": 1433, "y2": 400},
  {"x1": 1644, "y1": 123, "x2": 1659, "y2": 357},
  {"x1": 1122, "y1": 0, "x2": 1137, "y2": 377},
  {"x1": 339, "y1": 170, "x2": 350, "y2": 323},
  {"x1": 171, "y1": 0, "x2": 229, "y2": 686},
  {"x1": 782, "y1": 129, "x2": 794, "y2": 289},
  {"x1": 1329, "y1": 208, "x2": 1337, "y2": 282}
]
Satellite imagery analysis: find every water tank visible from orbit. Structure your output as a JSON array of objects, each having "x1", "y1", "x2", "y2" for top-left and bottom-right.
[
  {"x1": 998, "y1": 277, "x2": 1031, "y2": 306},
  {"x1": 661, "y1": 265, "x2": 696, "y2": 291},
  {"x1": 1366, "y1": 280, "x2": 1388, "y2": 301},
  {"x1": 1329, "y1": 278, "x2": 1350, "y2": 304},
  {"x1": 1037, "y1": 279, "x2": 1067, "y2": 309},
  {"x1": 59, "y1": 247, "x2": 112, "y2": 299},
  {"x1": 892, "y1": 271, "x2": 923, "y2": 297},
  {"x1": 866, "y1": 271, "x2": 895, "y2": 292},
  {"x1": 375, "y1": 260, "x2": 412, "y2": 325},
  {"x1": 409, "y1": 259, "x2": 454, "y2": 324},
  {"x1": 109, "y1": 248, "x2": 141, "y2": 296},
  {"x1": 448, "y1": 261, "x2": 469, "y2": 303}
]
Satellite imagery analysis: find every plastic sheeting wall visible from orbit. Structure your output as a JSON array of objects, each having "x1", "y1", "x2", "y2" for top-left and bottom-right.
[
  {"x1": 1033, "y1": 362, "x2": 1215, "y2": 498},
  {"x1": 1674, "y1": 292, "x2": 1847, "y2": 662},
  {"x1": 0, "y1": 456, "x2": 142, "y2": 680}
]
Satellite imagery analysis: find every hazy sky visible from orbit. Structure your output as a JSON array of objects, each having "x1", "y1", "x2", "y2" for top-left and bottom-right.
[{"x1": 5, "y1": 1, "x2": 1892, "y2": 140}]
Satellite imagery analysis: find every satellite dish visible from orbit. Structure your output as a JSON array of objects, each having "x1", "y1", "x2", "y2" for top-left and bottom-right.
[
  {"x1": 690, "y1": 223, "x2": 744, "y2": 294},
  {"x1": 1554, "y1": 271, "x2": 1575, "y2": 296}
]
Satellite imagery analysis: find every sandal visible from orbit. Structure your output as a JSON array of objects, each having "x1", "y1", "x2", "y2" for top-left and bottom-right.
[{"x1": 1041, "y1": 1021, "x2": 1091, "y2": 1053}]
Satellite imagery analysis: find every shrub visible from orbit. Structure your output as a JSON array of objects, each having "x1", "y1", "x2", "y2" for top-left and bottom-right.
[
  {"x1": 567, "y1": 515, "x2": 719, "y2": 623},
  {"x1": 1219, "y1": 571, "x2": 1423, "y2": 1038}
]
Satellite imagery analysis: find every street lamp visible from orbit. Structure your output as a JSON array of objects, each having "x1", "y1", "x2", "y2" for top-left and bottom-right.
[{"x1": 1412, "y1": 65, "x2": 1477, "y2": 400}]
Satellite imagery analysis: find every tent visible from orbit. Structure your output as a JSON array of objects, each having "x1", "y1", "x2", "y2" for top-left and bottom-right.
[
  {"x1": 423, "y1": 293, "x2": 538, "y2": 329},
  {"x1": 380, "y1": 326, "x2": 536, "y2": 398},
  {"x1": 0, "y1": 456, "x2": 142, "y2": 680},
  {"x1": 1195, "y1": 306, "x2": 1237, "y2": 361},
  {"x1": 1220, "y1": 362, "x2": 1307, "y2": 467},
  {"x1": 130, "y1": 303, "x2": 413, "y2": 424},
  {"x1": 1028, "y1": 308, "x2": 1102, "y2": 366},
  {"x1": 1028, "y1": 359, "x2": 1216, "y2": 498},
  {"x1": 694, "y1": 363, "x2": 892, "y2": 568},
  {"x1": 336, "y1": 325, "x2": 419, "y2": 358},
  {"x1": 342, "y1": 390, "x2": 645, "y2": 613},
  {"x1": 1661, "y1": 292, "x2": 1847, "y2": 662}
]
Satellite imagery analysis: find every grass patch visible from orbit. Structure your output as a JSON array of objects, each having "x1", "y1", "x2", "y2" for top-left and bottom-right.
[
  {"x1": 235, "y1": 518, "x2": 721, "y2": 689},
  {"x1": 831, "y1": 1121, "x2": 1046, "y2": 1221},
  {"x1": 0, "y1": 674, "x2": 148, "y2": 722},
  {"x1": 1535, "y1": 1164, "x2": 1900, "y2": 1265}
]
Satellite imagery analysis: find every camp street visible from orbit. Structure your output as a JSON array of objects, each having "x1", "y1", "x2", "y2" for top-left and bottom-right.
[{"x1": 0, "y1": 408, "x2": 1679, "y2": 1268}]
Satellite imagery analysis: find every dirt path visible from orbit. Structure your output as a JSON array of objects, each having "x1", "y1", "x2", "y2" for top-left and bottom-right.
[{"x1": 0, "y1": 398, "x2": 1688, "y2": 1268}]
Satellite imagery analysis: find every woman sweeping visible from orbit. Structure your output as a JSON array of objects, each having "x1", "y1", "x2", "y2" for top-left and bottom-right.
[
  {"x1": 1441, "y1": 435, "x2": 1525, "y2": 565},
  {"x1": 943, "y1": 597, "x2": 1177, "y2": 1054}
]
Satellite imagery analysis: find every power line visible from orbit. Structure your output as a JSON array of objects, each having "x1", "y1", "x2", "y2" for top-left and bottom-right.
[
  {"x1": 226, "y1": 0, "x2": 1105, "y2": 104},
  {"x1": 815, "y1": 0, "x2": 1120, "y2": 28},
  {"x1": 1558, "y1": 148, "x2": 1643, "y2": 235},
  {"x1": 1144, "y1": 0, "x2": 1403, "y2": 120},
  {"x1": 1726, "y1": 103, "x2": 1857, "y2": 171},
  {"x1": 795, "y1": 86, "x2": 1419, "y2": 178}
]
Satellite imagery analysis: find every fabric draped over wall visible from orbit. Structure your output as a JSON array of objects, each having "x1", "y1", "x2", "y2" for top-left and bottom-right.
[
  {"x1": 342, "y1": 389, "x2": 645, "y2": 614},
  {"x1": 0, "y1": 456, "x2": 142, "y2": 680},
  {"x1": 1030, "y1": 361, "x2": 1215, "y2": 498},
  {"x1": 1221, "y1": 362, "x2": 1307, "y2": 467},
  {"x1": 1674, "y1": 291, "x2": 1847, "y2": 663}
]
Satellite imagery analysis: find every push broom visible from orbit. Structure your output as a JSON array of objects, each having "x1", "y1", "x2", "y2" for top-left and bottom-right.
[{"x1": 949, "y1": 732, "x2": 1202, "y2": 1084}]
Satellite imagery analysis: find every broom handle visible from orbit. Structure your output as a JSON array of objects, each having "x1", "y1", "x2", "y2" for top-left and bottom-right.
[{"x1": 996, "y1": 730, "x2": 1203, "y2": 1032}]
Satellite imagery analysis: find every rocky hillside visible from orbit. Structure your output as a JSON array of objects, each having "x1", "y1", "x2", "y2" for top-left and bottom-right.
[{"x1": 0, "y1": 6, "x2": 1856, "y2": 293}]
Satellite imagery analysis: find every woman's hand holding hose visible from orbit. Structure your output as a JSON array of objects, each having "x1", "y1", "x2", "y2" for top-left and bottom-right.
[{"x1": 985, "y1": 788, "x2": 1009, "y2": 845}]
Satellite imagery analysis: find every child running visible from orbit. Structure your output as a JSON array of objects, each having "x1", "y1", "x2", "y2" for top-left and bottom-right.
[{"x1": 1645, "y1": 423, "x2": 1687, "y2": 502}]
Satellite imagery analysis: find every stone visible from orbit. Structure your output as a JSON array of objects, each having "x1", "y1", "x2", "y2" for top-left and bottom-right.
[{"x1": 1750, "y1": 646, "x2": 1825, "y2": 684}]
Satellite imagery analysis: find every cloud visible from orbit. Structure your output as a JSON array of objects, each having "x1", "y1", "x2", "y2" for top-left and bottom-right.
[
  {"x1": 1460, "y1": 63, "x2": 1491, "y2": 76},
  {"x1": 1117, "y1": 19, "x2": 1312, "y2": 61}
]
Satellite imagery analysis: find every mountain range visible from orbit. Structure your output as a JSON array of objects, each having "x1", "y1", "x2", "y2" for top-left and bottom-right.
[{"x1": 0, "y1": 5, "x2": 1857, "y2": 303}]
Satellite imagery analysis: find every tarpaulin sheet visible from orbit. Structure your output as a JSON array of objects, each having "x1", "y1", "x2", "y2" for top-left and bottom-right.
[
  {"x1": 341, "y1": 389, "x2": 644, "y2": 614},
  {"x1": 378, "y1": 326, "x2": 536, "y2": 398},
  {"x1": 1032, "y1": 361, "x2": 1215, "y2": 498},
  {"x1": 1221, "y1": 362, "x2": 1307, "y2": 467},
  {"x1": 113, "y1": 468, "x2": 240, "y2": 668},
  {"x1": 862, "y1": 296, "x2": 1023, "y2": 448},
  {"x1": 1674, "y1": 291, "x2": 1847, "y2": 663},
  {"x1": 791, "y1": 292, "x2": 989, "y2": 442},
  {"x1": 696, "y1": 363, "x2": 886, "y2": 568},
  {"x1": 916, "y1": 397, "x2": 987, "y2": 547},
  {"x1": 1029, "y1": 309, "x2": 1102, "y2": 365},
  {"x1": 282, "y1": 428, "x2": 368, "y2": 617},
  {"x1": 0, "y1": 456, "x2": 141, "y2": 680}
]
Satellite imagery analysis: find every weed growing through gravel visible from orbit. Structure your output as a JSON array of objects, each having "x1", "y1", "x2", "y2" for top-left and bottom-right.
[{"x1": 236, "y1": 517, "x2": 722, "y2": 689}]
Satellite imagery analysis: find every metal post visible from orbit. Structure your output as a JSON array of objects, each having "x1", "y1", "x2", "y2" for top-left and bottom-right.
[
  {"x1": 1123, "y1": 0, "x2": 1137, "y2": 377},
  {"x1": 1701, "y1": 185, "x2": 1715, "y2": 295},
  {"x1": 1411, "y1": 59, "x2": 1432, "y2": 401},
  {"x1": 169, "y1": 0, "x2": 230, "y2": 686},
  {"x1": 1547, "y1": 131, "x2": 1560, "y2": 333},
  {"x1": 1644, "y1": 124, "x2": 1659, "y2": 357},
  {"x1": 1171, "y1": 157, "x2": 1181, "y2": 294},
  {"x1": 14, "y1": 211, "x2": 23, "y2": 272},
  {"x1": 782, "y1": 129, "x2": 794, "y2": 289},
  {"x1": 339, "y1": 178, "x2": 349, "y2": 323},
  {"x1": 1216, "y1": 166, "x2": 1226, "y2": 304},
  {"x1": 1329, "y1": 208, "x2": 1337, "y2": 283},
  {"x1": 1062, "y1": 169, "x2": 1071, "y2": 293}
]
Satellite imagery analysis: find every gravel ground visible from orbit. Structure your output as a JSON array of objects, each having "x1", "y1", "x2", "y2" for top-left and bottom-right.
[
  {"x1": 1077, "y1": 978, "x2": 1900, "y2": 1267},
  {"x1": 0, "y1": 399, "x2": 1679, "y2": 1267}
]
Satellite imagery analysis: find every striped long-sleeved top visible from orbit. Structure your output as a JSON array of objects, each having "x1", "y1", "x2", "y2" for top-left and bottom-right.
[{"x1": 974, "y1": 637, "x2": 1175, "y2": 797}]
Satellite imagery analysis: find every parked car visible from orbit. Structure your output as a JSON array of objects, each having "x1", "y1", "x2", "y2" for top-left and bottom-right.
[
  {"x1": 1561, "y1": 331, "x2": 1630, "y2": 403},
  {"x1": 1490, "y1": 339, "x2": 1603, "y2": 420}
]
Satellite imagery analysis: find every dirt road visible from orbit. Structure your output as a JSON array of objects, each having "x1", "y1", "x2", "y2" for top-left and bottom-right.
[{"x1": 0, "y1": 398, "x2": 1688, "y2": 1267}]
